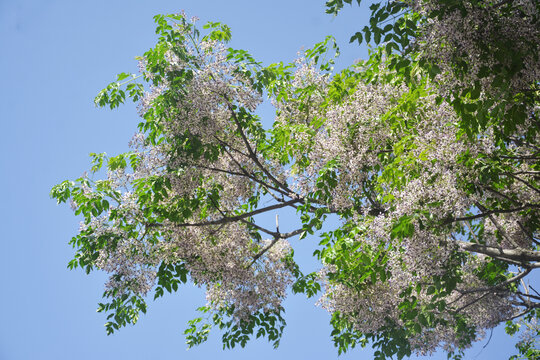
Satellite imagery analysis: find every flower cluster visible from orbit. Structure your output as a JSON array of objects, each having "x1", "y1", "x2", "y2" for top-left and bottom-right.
[
  {"x1": 301, "y1": 60, "x2": 538, "y2": 353},
  {"x1": 54, "y1": 10, "x2": 540, "y2": 356},
  {"x1": 412, "y1": 0, "x2": 540, "y2": 99}
]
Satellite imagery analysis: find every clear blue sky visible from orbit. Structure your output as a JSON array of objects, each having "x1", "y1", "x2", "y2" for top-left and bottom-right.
[{"x1": 0, "y1": 1, "x2": 520, "y2": 359}]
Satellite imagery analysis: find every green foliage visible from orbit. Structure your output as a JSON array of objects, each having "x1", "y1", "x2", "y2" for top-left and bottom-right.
[
  {"x1": 94, "y1": 74, "x2": 143, "y2": 109},
  {"x1": 98, "y1": 291, "x2": 147, "y2": 335},
  {"x1": 52, "y1": 2, "x2": 540, "y2": 359},
  {"x1": 507, "y1": 311, "x2": 540, "y2": 360},
  {"x1": 185, "y1": 305, "x2": 286, "y2": 350}
]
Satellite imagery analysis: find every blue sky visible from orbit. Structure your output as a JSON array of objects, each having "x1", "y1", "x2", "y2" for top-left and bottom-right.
[{"x1": 0, "y1": 1, "x2": 520, "y2": 359}]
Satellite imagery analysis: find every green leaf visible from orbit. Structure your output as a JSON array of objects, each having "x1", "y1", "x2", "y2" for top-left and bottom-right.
[
  {"x1": 349, "y1": 32, "x2": 363, "y2": 45},
  {"x1": 374, "y1": 29, "x2": 381, "y2": 44}
]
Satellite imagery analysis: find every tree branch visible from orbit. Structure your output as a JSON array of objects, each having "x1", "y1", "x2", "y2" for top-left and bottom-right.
[
  {"x1": 449, "y1": 204, "x2": 540, "y2": 224},
  {"x1": 455, "y1": 240, "x2": 540, "y2": 264},
  {"x1": 456, "y1": 268, "x2": 532, "y2": 295},
  {"x1": 224, "y1": 100, "x2": 293, "y2": 194},
  {"x1": 249, "y1": 228, "x2": 304, "y2": 266},
  {"x1": 149, "y1": 198, "x2": 301, "y2": 228},
  {"x1": 504, "y1": 172, "x2": 540, "y2": 196}
]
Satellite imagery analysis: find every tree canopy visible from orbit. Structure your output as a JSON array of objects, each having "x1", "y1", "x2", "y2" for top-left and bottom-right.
[{"x1": 51, "y1": 1, "x2": 540, "y2": 359}]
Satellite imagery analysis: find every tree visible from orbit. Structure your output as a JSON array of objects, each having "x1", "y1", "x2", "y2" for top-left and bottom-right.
[{"x1": 51, "y1": 1, "x2": 539, "y2": 359}]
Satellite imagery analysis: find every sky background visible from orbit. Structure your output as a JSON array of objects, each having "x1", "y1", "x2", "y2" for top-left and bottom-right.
[{"x1": 0, "y1": 0, "x2": 522, "y2": 359}]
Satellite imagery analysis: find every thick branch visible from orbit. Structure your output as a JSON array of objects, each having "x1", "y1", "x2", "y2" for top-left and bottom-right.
[
  {"x1": 449, "y1": 204, "x2": 539, "y2": 224},
  {"x1": 456, "y1": 240, "x2": 540, "y2": 264}
]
